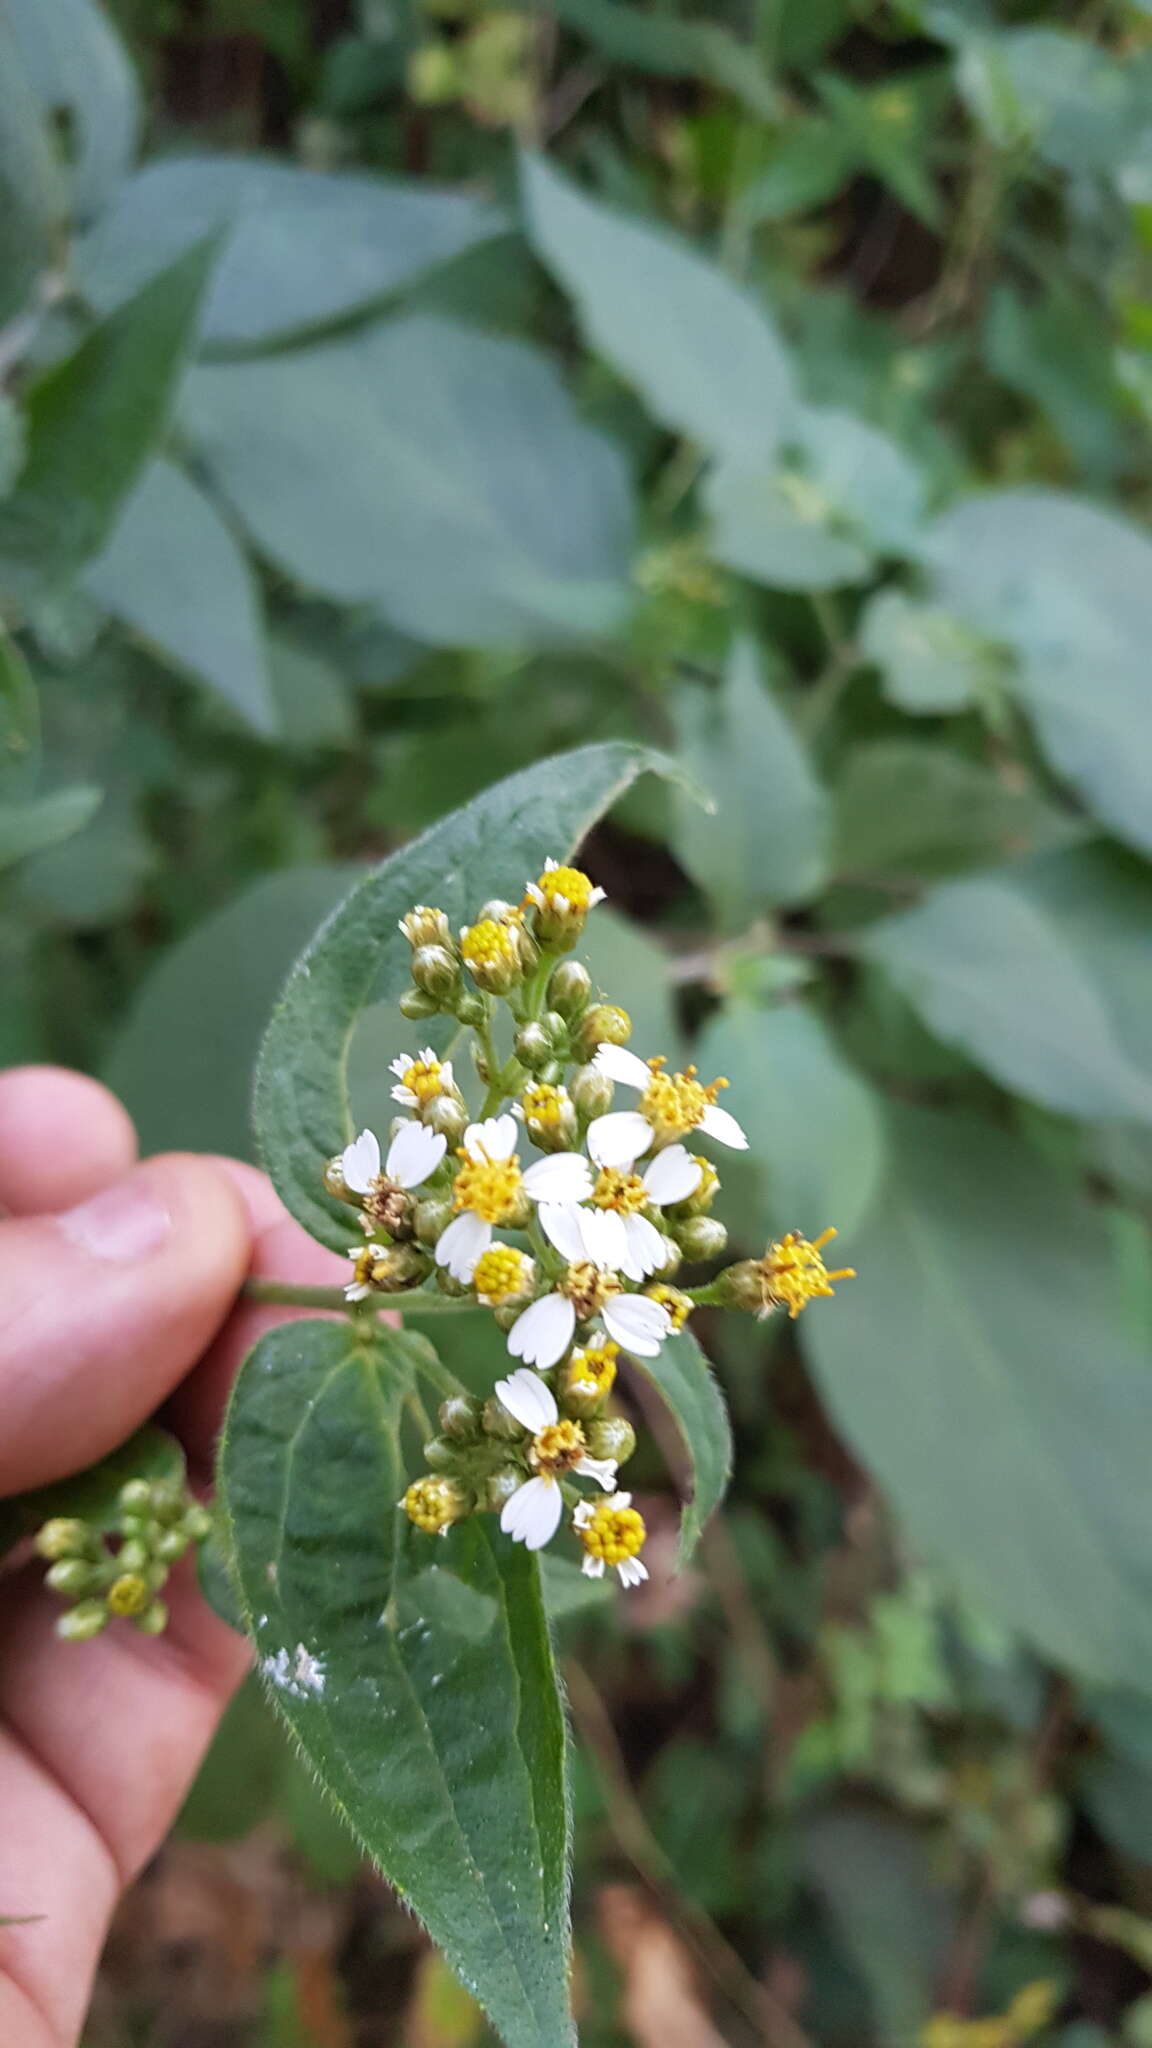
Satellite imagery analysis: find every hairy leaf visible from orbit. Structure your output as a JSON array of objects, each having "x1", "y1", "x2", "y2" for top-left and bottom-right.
[{"x1": 628, "y1": 1329, "x2": 732, "y2": 1563}]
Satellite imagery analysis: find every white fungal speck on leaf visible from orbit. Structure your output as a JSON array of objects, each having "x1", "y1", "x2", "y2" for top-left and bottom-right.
[{"x1": 262, "y1": 1643, "x2": 327, "y2": 1698}]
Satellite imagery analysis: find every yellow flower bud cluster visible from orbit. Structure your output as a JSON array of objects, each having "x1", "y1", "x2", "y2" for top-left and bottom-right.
[{"x1": 38, "y1": 1476, "x2": 213, "y2": 1642}]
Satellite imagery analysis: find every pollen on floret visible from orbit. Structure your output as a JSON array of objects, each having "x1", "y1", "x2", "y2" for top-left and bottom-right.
[
  {"x1": 577, "y1": 1497, "x2": 646, "y2": 1568},
  {"x1": 473, "y1": 1243, "x2": 533, "y2": 1305},
  {"x1": 565, "y1": 1340, "x2": 619, "y2": 1400},
  {"x1": 403, "y1": 1476, "x2": 469, "y2": 1534},
  {"x1": 592, "y1": 1167, "x2": 649, "y2": 1214},
  {"x1": 452, "y1": 1150, "x2": 523, "y2": 1223},
  {"x1": 640, "y1": 1059, "x2": 729, "y2": 1144},
  {"x1": 530, "y1": 1418, "x2": 587, "y2": 1475},
  {"x1": 760, "y1": 1228, "x2": 855, "y2": 1319},
  {"x1": 645, "y1": 1283, "x2": 692, "y2": 1333}
]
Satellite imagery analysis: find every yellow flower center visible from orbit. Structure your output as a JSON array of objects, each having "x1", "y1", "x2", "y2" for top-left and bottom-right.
[
  {"x1": 533, "y1": 864, "x2": 595, "y2": 911},
  {"x1": 401, "y1": 1056, "x2": 448, "y2": 1107},
  {"x1": 592, "y1": 1168, "x2": 648, "y2": 1214},
  {"x1": 646, "y1": 1284, "x2": 692, "y2": 1333},
  {"x1": 403, "y1": 1477, "x2": 465, "y2": 1534},
  {"x1": 562, "y1": 1261, "x2": 621, "y2": 1320},
  {"x1": 530, "y1": 1419, "x2": 587, "y2": 1476},
  {"x1": 577, "y1": 1499, "x2": 646, "y2": 1567},
  {"x1": 108, "y1": 1572, "x2": 150, "y2": 1617},
  {"x1": 349, "y1": 1245, "x2": 387, "y2": 1291},
  {"x1": 760, "y1": 1229, "x2": 855, "y2": 1319},
  {"x1": 639, "y1": 1059, "x2": 728, "y2": 1144},
  {"x1": 452, "y1": 1149, "x2": 522, "y2": 1224},
  {"x1": 521, "y1": 1082, "x2": 570, "y2": 1131},
  {"x1": 565, "y1": 1341, "x2": 618, "y2": 1399},
  {"x1": 472, "y1": 1244, "x2": 530, "y2": 1304},
  {"x1": 461, "y1": 918, "x2": 519, "y2": 976}
]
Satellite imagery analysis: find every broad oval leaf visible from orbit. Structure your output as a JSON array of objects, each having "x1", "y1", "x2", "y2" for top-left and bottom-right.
[
  {"x1": 182, "y1": 315, "x2": 633, "y2": 649},
  {"x1": 219, "y1": 1317, "x2": 573, "y2": 2048},
  {"x1": 859, "y1": 589, "x2": 999, "y2": 715},
  {"x1": 255, "y1": 743, "x2": 676, "y2": 1249},
  {"x1": 78, "y1": 157, "x2": 506, "y2": 349},
  {"x1": 629, "y1": 1328, "x2": 732, "y2": 1564},
  {"x1": 521, "y1": 152, "x2": 795, "y2": 463},
  {"x1": 3, "y1": 0, "x2": 139, "y2": 222},
  {"x1": 83, "y1": 457, "x2": 276, "y2": 735},
  {"x1": 805, "y1": 1105, "x2": 1152, "y2": 1690},
  {"x1": 0, "y1": 11, "x2": 62, "y2": 327},
  {"x1": 860, "y1": 871, "x2": 1152, "y2": 1124}
]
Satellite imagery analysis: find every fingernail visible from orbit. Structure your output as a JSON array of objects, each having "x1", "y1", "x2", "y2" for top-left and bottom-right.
[{"x1": 57, "y1": 1171, "x2": 172, "y2": 1262}]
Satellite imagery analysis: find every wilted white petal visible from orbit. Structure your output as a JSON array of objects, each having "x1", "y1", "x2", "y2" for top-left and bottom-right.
[
  {"x1": 538, "y1": 1202, "x2": 588, "y2": 1264},
  {"x1": 602, "y1": 1293, "x2": 671, "y2": 1358},
  {"x1": 344, "y1": 1280, "x2": 370, "y2": 1303},
  {"x1": 587, "y1": 1110, "x2": 653, "y2": 1169},
  {"x1": 617, "y1": 1557, "x2": 649, "y2": 1589},
  {"x1": 521, "y1": 1151, "x2": 594, "y2": 1202},
  {"x1": 341, "y1": 1128, "x2": 381, "y2": 1194},
  {"x1": 578, "y1": 1206, "x2": 628, "y2": 1270},
  {"x1": 621, "y1": 1213, "x2": 666, "y2": 1281},
  {"x1": 500, "y1": 1475, "x2": 563, "y2": 1550},
  {"x1": 581, "y1": 1554, "x2": 606, "y2": 1579},
  {"x1": 574, "y1": 1454, "x2": 618, "y2": 1491},
  {"x1": 506, "y1": 1293, "x2": 576, "y2": 1369},
  {"x1": 434, "y1": 1211, "x2": 490, "y2": 1281},
  {"x1": 386, "y1": 1121, "x2": 447, "y2": 1188},
  {"x1": 642, "y1": 1144, "x2": 703, "y2": 1206},
  {"x1": 463, "y1": 1113, "x2": 518, "y2": 1161},
  {"x1": 494, "y1": 1368, "x2": 558, "y2": 1433},
  {"x1": 591, "y1": 1044, "x2": 651, "y2": 1088},
  {"x1": 697, "y1": 1103, "x2": 748, "y2": 1150}
]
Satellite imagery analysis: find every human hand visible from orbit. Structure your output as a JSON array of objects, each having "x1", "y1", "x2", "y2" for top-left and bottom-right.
[{"x1": 0, "y1": 1066, "x2": 347, "y2": 2047}]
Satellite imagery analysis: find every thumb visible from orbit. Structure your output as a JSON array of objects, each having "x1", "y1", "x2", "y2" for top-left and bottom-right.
[{"x1": 0, "y1": 1155, "x2": 252, "y2": 1496}]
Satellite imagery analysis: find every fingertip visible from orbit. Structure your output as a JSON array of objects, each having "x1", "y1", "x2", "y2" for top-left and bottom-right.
[{"x1": 0, "y1": 1066, "x2": 137, "y2": 1215}]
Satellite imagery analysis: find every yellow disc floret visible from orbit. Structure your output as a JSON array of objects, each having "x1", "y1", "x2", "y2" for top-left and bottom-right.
[
  {"x1": 452, "y1": 1150, "x2": 523, "y2": 1224},
  {"x1": 566, "y1": 1340, "x2": 619, "y2": 1400},
  {"x1": 460, "y1": 917, "x2": 521, "y2": 992},
  {"x1": 577, "y1": 1497, "x2": 646, "y2": 1568},
  {"x1": 403, "y1": 1477, "x2": 469, "y2": 1534},
  {"x1": 472, "y1": 1244, "x2": 532, "y2": 1305},
  {"x1": 530, "y1": 1419, "x2": 587, "y2": 1475},
  {"x1": 645, "y1": 1284, "x2": 692, "y2": 1333},
  {"x1": 592, "y1": 1167, "x2": 648, "y2": 1214},
  {"x1": 400, "y1": 1056, "x2": 448, "y2": 1108},
  {"x1": 639, "y1": 1058, "x2": 729, "y2": 1146},
  {"x1": 760, "y1": 1229, "x2": 856, "y2": 1319}
]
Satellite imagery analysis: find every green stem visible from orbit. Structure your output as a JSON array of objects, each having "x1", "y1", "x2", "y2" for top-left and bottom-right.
[{"x1": 242, "y1": 1280, "x2": 483, "y2": 1316}]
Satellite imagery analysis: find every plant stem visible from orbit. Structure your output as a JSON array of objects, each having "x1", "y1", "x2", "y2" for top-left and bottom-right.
[{"x1": 242, "y1": 1280, "x2": 482, "y2": 1316}]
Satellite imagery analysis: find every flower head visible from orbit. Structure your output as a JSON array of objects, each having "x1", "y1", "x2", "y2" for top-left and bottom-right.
[
  {"x1": 588, "y1": 1048, "x2": 748, "y2": 1166},
  {"x1": 399, "y1": 906, "x2": 451, "y2": 949},
  {"x1": 565, "y1": 1339, "x2": 618, "y2": 1402},
  {"x1": 574, "y1": 1492, "x2": 648, "y2": 1588},
  {"x1": 525, "y1": 858, "x2": 606, "y2": 947},
  {"x1": 345, "y1": 1241, "x2": 394, "y2": 1303},
  {"x1": 472, "y1": 1243, "x2": 535, "y2": 1306},
  {"x1": 460, "y1": 916, "x2": 522, "y2": 993},
  {"x1": 435, "y1": 1114, "x2": 592, "y2": 1282},
  {"x1": 507, "y1": 1204, "x2": 673, "y2": 1369},
  {"x1": 645, "y1": 1284, "x2": 692, "y2": 1333},
  {"x1": 402, "y1": 1476, "x2": 470, "y2": 1534},
  {"x1": 341, "y1": 1123, "x2": 447, "y2": 1196},
  {"x1": 726, "y1": 1229, "x2": 856, "y2": 1319},
  {"x1": 494, "y1": 1369, "x2": 619, "y2": 1550},
  {"x1": 390, "y1": 1049, "x2": 456, "y2": 1110},
  {"x1": 582, "y1": 1142, "x2": 702, "y2": 1280}
]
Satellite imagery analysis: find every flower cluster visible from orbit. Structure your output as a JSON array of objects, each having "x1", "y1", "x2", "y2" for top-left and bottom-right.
[
  {"x1": 35, "y1": 1477, "x2": 213, "y2": 1640},
  {"x1": 325, "y1": 858, "x2": 854, "y2": 1591}
]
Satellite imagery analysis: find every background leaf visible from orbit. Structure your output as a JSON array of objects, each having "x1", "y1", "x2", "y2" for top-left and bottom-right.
[
  {"x1": 0, "y1": 10, "x2": 62, "y2": 327},
  {"x1": 628, "y1": 1328, "x2": 732, "y2": 1563},
  {"x1": 0, "y1": 783, "x2": 100, "y2": 871},
  {"x1": 2, "y1": 0, "x2": 139, "y2": 221}
]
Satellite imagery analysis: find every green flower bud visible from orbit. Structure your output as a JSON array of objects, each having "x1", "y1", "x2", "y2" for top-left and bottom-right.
[
  {"x1": 368, "y1": 1244, "x2": 434, "y2": 1294},
  {"x1": 414, "y1": 1194, "x2": 455, "y2": 1247},
  {"x1": 439, "y1": 1396, "x2": 482, "y2": 1441},
  {"x1": 653, "y1": 1236, "x2": 683, "y2": 1278},
  {"x1": 184, "y1": 1503, "x2": 213, "y2": 1543},
  {"x1": 538, "y1": 1059, "x2": 562, "y2": 1086},
  {"x1": 135, "y1": 1599, "x2": 170, "y2": 1636},
  {"x1": 547, "y1": 959, "x2": 591, "y2": 1020},
  {"x1": 570, "y1": 1066, "x2": 614, "y2": 1120},
  {"x1": 586, "y1": 1416, "x2": 637, "y2": 1466},
  {"x1": 483, "y1": 1468, "x2": 524, "y2": 1513},
  {"x1": 422, "y1": 1435, "x2": 459, "y2": 1473},
  {"x1": 456, "y1": 991, "x2": 488, "y2": 1027},
  {"x1": 57, "y1": 1600, "x2": 109, "y2": 1642},
  {"x1": 36, "y1": 1517, "x2": 94, "y2": 1562},
  {"x1": 423, "y1": 1094, "x2": 469, "y2": 1146},
  {"x1": 411, "y1": 944, "x2": 460, "y2": 999},
  {"x1": 437, "y1": 1265, "x2": 472, "y2": 1298},
  {"x1": 108, "y1": 1572, "x2": 151, "y2": 1618},
  {"x1": 149, "y1": 1482, "x2": 186, "y2": 1525},
  {"x1": 400, "y1": 986, "x2": 442, "y2": 1021},
  {"x1": 482, "y1": 1395, "x2": 526, "y2": 1441},
  {"x1": 672, "y1": 1215, "x2": 729, "y2": 1261},
  {"x1": 117, "y1": 1538, "x2": 152, "y2": 1576},
  {"x1": 400, "y1": 906, "x2": 453, "y2": 950},
  {"x1": 714, "y1": 1260, "x2": 769, "y2": 1313},
  {"x1": 540, "y1": 1010, "x2": 569, "y2": 1047},
  {"x1": 119, "y1": 1479, "x2": 155, "y2": 1515},
  {"x1": 514, "y1": 1022, "x2": 553, "y2": 1070},
  {"x1": 576, "y1": 1005, "x2": 631, "y2": 1059},
  {"x1": 155, "y1": 1528, "x2": 191, "y2": 1564},
  {"x1": 46, "y1": 1558, "x2": 103, "y2": 1598}
]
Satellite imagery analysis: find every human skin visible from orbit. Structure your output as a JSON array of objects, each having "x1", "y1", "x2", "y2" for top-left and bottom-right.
[{"x1": 0, "y1": 1065, "x2": 347, "y2": 2047}]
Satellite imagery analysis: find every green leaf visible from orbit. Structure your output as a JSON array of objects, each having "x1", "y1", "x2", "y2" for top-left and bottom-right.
[
  {"x1": 859, "y1": 589, "x2": 1001, "y2": 715},
  {"x1": 83, "y1": 457, "x2": 276, "y2": 735},
  {"x1": 78, "y1": 158, "x2": 505, "y2": 350},
  {"x1": 0, "y1": 625, "x2": 39, "y2": 799},
  {"x1": 860, "y1": 869, "x2": 1152, "y2": 1124},
  {"x1": 219, "y1": 1317, "x2": 574, "y2": 2048},
  {"x1": 0, "y1": 782, "x2": 101, "y2": 871},
  {"x1": 673, "y1": 636, "x2": 830, "y2": 920},
  {"x1": 801, "y1": 1809, "x2": 952, "y2": 2042},
  {"x1": 805, "y1": 1105, "x2": 1152, "y2": 1689},
  {"x1": 182, "y1": 314, "x2": 632, "y2": 649},
  {"x1": 926, "y1": 488, "x2": 1152, "y2": 860},
  {"x1": 0, "y1": 236, "x2": 220, "y2": 593},
  {"x1": 833, "y1": 741, "x2": 1070, "y2": 882},
  {"x1": 521, "y1": 153, "x2": 795, "y2": 463},
  {"x1": 957, "y1": 28, "x2": 1141, "y2": 178},
  {"x1": 0, "y1": 1421, "x2": 184, "y2": 1560},
  {"x1": 510, "y1": 0, "x2": 779, "y2": 115},
  {"x1": 2, "y1": 0, "x2": 140, "y2": 221},
  {"x1": 0, "y1": 11, "x2": 62, "y2": 327},
  {"x1": 629, "y1": 1329, "x2": 732, "y2": 1564},
  {"x1": 984, "y1": 282, "x2": 1127, "y2": 480},
  {"x1": 254, "y1": 742, "x2": 677, "y2": 1251},
  {"x1": 697, "y1": 997, "x2": 885, "y2": 1242}
]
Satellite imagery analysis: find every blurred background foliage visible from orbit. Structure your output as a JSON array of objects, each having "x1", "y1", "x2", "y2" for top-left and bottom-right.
[{"x1": 4, "y1": 0, "x2": 1152, "y2": 2040}]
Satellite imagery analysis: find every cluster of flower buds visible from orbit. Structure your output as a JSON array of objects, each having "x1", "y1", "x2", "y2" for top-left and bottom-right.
[
  {"x1": 324, "y1": 857, "x2": 854, "y2": 1590},
  {"x1": 35, "y1": 1478, "x2": 213, "y2": 1640}
]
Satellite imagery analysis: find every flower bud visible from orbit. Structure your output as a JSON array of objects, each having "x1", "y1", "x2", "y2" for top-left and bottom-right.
[
  {"x1": 714, "y1": 1260, "x2": 769, "y2": 1313},
  {"x1": 422, "y1": 1435, "x2": 458, "y2": 1472},
  {"x1": 538, "y1": 1059, "x2": 562, "y2": 1086},
  {"x1": 423, "y1": 1094, "x2": 468, "y2": 1146},
  {"x1": 57, "y1": 1600, "x2": 109, "y2": 1641},
  {"x1": 483, "y1": 1468, "x2": 524, "y2": 1512},
  {"x1": 368, "y1": 1244, "x2": 433, "y2": 1294},
  {"x1": 184, "y1": 1502, "x2": 214, "y2": 1543},
  {"x1": 135, "y1": 1599, "x2": 170, "y2": 1635},
  {"x1": 155, "y1": 1528, "x2": 191, "y2": 1564},
  {"x1": 108, "y1": 1572, "x2": 151, "y2": 1618},
  {"x1": 525, "y1": 864, "x2": 604, "y2": 949},
  {"x1": 414, "y1": 1194, "x2": 455, "y2": 1247},
  {"x1": 411, "y1": 944, "x2": 460, "y2": 999},
  {"x1": 570, "y1": 1066, "x2": 614, "y2": 1120},
  {"x1": 149, "y1": 1482, "x2": 186, "y2": 1524},
  {"x1": 119, "y1": 1479, "x2": 155, "y2": 1515},
  {"x1": 460, "y1": 918, "x2": 522, "y2": 994},
  {"x1": 586, "y1": 1416, "x2": 636, "y2": 1465},
  {"x1": 653, "y1": 1236, "x2": 683, "y2": 1278},
  {"x1": 514, "y1": 1022, "x2": 553, "y2": 1070},
  {"x1": 401, "y1": 906, "x2": 452, "y2": 950},
  {"x1": 437, "y1": 1266, "x2": 472, "y2": 1298},
  {"x1": 519, "y1": 1082, "x2": 578, "y2": 1153},
  {"x1": 36, "y1": 1517, "x2": 94, "y2": 1562},
  {"x1": 117, "y1": 1538, "x2": 152, "y2": 1575},
  {"x1": 403, "y1": 1476, "x2": 471, "y2": 1533},
  {"x1": 547, "y1": 959, "x2": 591, "y2": 1020},
  {"x1": 439, "y1": 1396, "x2": 482, "y2": 1441},
  {"x1": 456, "y1": 991, "x2": 487, "y2": 1027},
  {"x1": 672, "y1": 1215, "x2": 729, "y2": 1261},
  {"x1": 576, "y1": 1005, "x2": 631, "y2": 1059},
  {"x1": 400, "y1": 987, "x2": 442, "y2": 1021},
  {"x1": 46, "y1": 1558, "x2": 102, "y2": 1598},
  {"x1": 482, "y1": 1395, "x2": 525, "y2": 1441}
]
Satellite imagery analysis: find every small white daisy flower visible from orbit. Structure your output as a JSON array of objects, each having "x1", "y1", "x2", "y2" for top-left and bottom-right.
[
  {"x1": 341, "y1": 1122, "x2": 447, "y2": 1195},
  {"x1": 389, "y1": 1049, "x2": 455, "y2": 1110},
  {"x1": 574, "y1": 1493, "x2": 649, "y2": 1588},
  {"x1": 506, "y1": 1205, "x2": 673, "y2": 1369},
  {"x1": 577, "y1": 1145, "x2": 703, "y2": 1280},
  {"x1": 587, "y1": 1046, "x2": 748, "y2": 1167},
  {"x1": 495, "y1": 1369, "x2": 618, "y2": 1552},
  {"x1": 435, "y1": 1113, "x2": 592, "y2": 1283}
]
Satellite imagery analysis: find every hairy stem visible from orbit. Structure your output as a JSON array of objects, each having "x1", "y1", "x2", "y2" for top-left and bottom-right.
[{"x1": 242, "y1": 1280, "x2": 483, "y2": 1316}]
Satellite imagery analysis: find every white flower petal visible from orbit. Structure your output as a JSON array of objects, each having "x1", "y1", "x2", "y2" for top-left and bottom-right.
[
  {"x1": 500, "y1": 1475, "x2": 563, "y2": 1550},
  {"x1": 589, "y1": 886, "x2": 607, "y2": 907},
  {"x1": 581, "y1": 1555, "x2": 606, "y2": 1579},
  {"x1": 572, "y1": 1500, "x2": 595, "y2": 1529},
  {"x1": 463, "y1": 1113, "x2": 518, "y2": 1161},
  {"x1": 506, "y1": 1293, "x2": 576, "y2": 1370},
  {"x1": 617, "y1": 1557, "x2": 648, "y2": 1589},
  {"x1": 538, "y1": 1202, "x2": 588, "y2": 1264},
  {"x1": 591, "y1": 1043, "x2": 651, "y2": 1088},
  {"x1": 697, "y1": 1103, "x2": 748, "y2": 1150},
  {"x1": 578, "y1": 1206, "x2": 628, "y2": 1270},
  {"x1": 344, "y1": 1281, "x2": 370, "y2": 1302},
  {"x1": 642, "y1": 1144, "x2": 703, "y2": 1206},
  {"x1": 386, "y1": 1121, "x2": 447, "y2": 1188},
  {"x1": 522, "y1": 1151, "x2": 594, "y2": 1202},
  {"x1": 494, "y1": 1368, "x2": 558, "y2": 1433},
  {"x1": 587, "y1": 1110, "x2": 654, "y2": 1169},
  {"x1": 574, "y1": 1454, "x2": 618, "y2": 1491},
  {"x1": 602, "y1": 1293, "x2": 671, "y2": 1358},
  {"x1": 434, "y1": 1211, "x2": 490, "y2": 1281},
  {"x1": 341, "y1": 1128, "x2": 381, "y2": 1194},
  {"x1": 621, "y1": 1213, "x2": 667, "y2": 1281}
]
